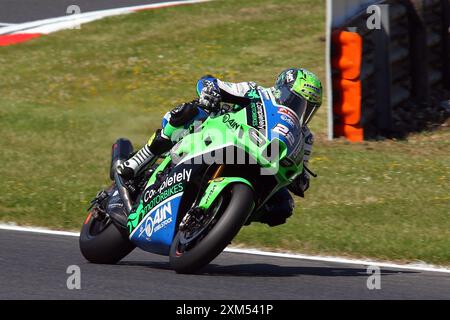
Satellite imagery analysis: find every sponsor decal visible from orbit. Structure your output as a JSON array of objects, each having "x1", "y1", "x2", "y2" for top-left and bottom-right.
[
  {"x1": 203, "y1": 184, "x2": 218, "y2": 206},
  {"x1": 247, "y1": 102, "x2": 266, "y2": 133},
  {"x1": 141, "y1": 182, "x2": 183, "y2": 216},
  {"x1": 108, "y1": 203, "x2": 124, "y2": 209},
  {"x1": 277, "y1": 107, "x2": 299, "y2": 124},
  {"x1": 246, "y1": 89, "x2": 260, "y2": 100},
  {"x1": 305, "y1": 83, "x2": 321, "y2": 94},
  {"x1": 222, "y1": 81, "x2": 233, "y2": 88},
  {"x1": 222, "y1": 114, "x2": 240, "y2": 131},
  {"x1": 280, "y1": 114, "x2": 295, "y2": 127},
  {"x1": 157, "y1": 168, "x2": 191, "y2": 194},
  {"x1": 286, "y1": 70, "x2": 295, "y2": 83},
  {"x1": 138, "y1": 168, "x2": 192, "y2": 219},
  {"x1": 143, "y1": 168, "x2": 192, "y2": 203},
  {"x1": 139, "y1": 201, "x2": 173, "y2": 238}
]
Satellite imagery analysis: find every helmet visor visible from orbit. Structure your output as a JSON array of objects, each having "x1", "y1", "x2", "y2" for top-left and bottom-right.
[{"x1": 275, "y1": 85, "x2": 308, "y2": 125}]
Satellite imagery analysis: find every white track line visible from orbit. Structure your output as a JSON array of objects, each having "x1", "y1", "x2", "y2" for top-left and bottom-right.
[
  {"x1": 1, "y1": 224, "x2": 449, "y2": 273},
  {"x1": 0, "y1": 0, "x2": 210, "y2": 35},
  {"x1": 0, "y1": 224, "x2": 80, "y2": 237},
  {"x1": 225, "y1": 248, "x2": 450, "y2": 274}
]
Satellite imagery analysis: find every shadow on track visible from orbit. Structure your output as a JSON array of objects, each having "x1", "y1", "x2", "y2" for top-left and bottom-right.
[
  {"x1": 198, "y1": 263, "x2": 416, "y2": 278},
  {"x1": 119, "y1": 261, "x2": 417, "y2": 278}
]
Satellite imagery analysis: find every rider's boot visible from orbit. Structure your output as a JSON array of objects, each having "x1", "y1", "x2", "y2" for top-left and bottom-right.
[
  {"x1": 251, "y1": 188, "x2": 295, "y2": 227},
  {"x1": 116, "y1": 129, "x2": 173, "y2": 180}
]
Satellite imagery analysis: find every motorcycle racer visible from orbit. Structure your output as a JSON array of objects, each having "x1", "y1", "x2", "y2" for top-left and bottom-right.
[{"x1": 117, "y1": 68, "x2": 323, "y2": 226}]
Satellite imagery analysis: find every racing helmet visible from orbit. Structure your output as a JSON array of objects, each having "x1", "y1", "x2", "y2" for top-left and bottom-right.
[{"x1": 273, "y1": 68, "x2": 322, "y2": 126}]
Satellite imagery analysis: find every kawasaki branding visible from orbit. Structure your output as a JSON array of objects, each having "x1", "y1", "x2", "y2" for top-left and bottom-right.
[{"x1": 246, "y1": 88, "x2": 260, "y2": 99}]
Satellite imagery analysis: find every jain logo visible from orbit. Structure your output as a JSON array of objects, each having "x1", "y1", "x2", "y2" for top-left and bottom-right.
[{"x1": 144, "y1": 202, "x2": 173, "y2": 238}]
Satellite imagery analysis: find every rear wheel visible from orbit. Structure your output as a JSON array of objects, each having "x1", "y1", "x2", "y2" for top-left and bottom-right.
[
  {"x1": 79, "y1": 211, "x2": 135, "y2": 264},
  {"x1": 79, "y1": 137, "x2": 136, "y2": 264},
  {"x1": 169, "y1": 183, "x2": 254, "y2": 274}
]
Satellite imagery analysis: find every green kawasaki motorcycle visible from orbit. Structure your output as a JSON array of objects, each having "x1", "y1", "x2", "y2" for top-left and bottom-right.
[{"x1": 80, "y1": 87, "x2": 306, "y2": 273}]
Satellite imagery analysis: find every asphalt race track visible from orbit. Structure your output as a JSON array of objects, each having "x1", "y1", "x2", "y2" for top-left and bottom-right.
[
  {"x1": 1, "y1": 229, "x2": 449, "y2": 299},
  {"x1": 1, "y1": 0, "x2": 449, "y2": 301},
  {"x1": 0, "y1": 0, "x2": 183, "y2": 23}
]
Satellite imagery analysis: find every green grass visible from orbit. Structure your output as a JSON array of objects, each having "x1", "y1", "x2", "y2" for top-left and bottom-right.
[{"x1": 1, "y1": 0, "x2": 449, "y2": 265}]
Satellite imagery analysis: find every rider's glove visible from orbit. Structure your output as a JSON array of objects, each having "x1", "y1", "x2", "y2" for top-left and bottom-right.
[
  {"x1": 287, "y1": 169, "x2": 310, "y2": 198},
  {"x1": 198, "y1": 85, "x2": 221, "y2": 111}
]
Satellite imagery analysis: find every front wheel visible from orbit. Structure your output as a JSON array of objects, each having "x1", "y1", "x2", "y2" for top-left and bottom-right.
[
  {"x1": 169, "y1": 183, "x2": 254, "y2": 274},
  {"x1": 79, "y1": 212, "x2": 135, "y2": 264}
]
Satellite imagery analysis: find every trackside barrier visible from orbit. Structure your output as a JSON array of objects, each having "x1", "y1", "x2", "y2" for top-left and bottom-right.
[
  {"x1": 332, "y1": 30, "x2": 363, "y2": 142},
  {"x1": 327, "y1": 0, "x2": 450, "y2": 140}
]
